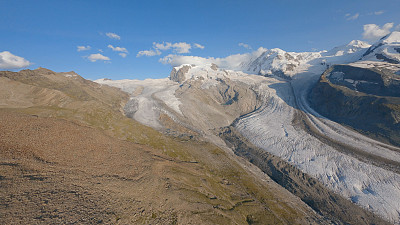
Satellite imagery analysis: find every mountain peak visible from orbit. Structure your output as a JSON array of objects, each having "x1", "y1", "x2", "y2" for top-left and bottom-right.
[
  {"x1": 380, "y1": 31, "x2": 400, "y2": 44},
  {"x1": 34, "y1": 67, "x2": 55, "y2": 74},
  {"x1": 347, "y1": 40, "x2": 370, "y2": 48}
]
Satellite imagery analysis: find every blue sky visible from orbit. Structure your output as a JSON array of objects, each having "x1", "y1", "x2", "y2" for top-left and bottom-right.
[{"x1": 0, "y1": 0, "x2": 399, "y2": 80}]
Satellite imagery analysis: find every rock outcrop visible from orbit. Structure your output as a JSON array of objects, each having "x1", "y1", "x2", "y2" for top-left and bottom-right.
[
  {"x1": 169, "y1": 64, "x2": 192, "y2": 83},
  {"x1": 309, "y1": 64, "x2": 400, "y2": 146}
]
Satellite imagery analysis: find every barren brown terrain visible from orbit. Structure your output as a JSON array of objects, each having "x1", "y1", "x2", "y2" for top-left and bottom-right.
[{"x1": 0, "y1": 69, "x2": 326, "y2": 224}]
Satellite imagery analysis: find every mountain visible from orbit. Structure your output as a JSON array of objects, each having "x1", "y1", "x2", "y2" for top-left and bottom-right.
[
  {"x1": 95, "y1": 32, "x2": 400, "y2": 224},
  {"x1": 0, "y1": 68, "x2": 327, "y2": 224},
  {"x1": 168, "y1": 39, "x2": 371, "y2": 83},
  {"x1": 324, "y1": 40, "x2": 371, "y2": 57},
  {"x1": 361, "y1": 31, "x2": 400, "y2": 64},
  {"x1": 169, "y1": 39, "x2": 373, "y2": 82},
  {"x1": 309, "y1": 63, "x2": 400, "y2": 146},
  {"x1": 98, "y1": 63, "x2": 391, "y2": 224},
  {"x1": 3, "y1": 32, "x2": 398, "y2": 224},
  {"x1": 309, "y1": 32, "x2": 400, "y2": 146},
  {"x1": 239, "y1": 40, "x2": 371, "y2": 79}
]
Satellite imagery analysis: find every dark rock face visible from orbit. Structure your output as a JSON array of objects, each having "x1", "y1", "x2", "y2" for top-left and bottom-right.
[
  {"x1": 309, "y1": 65, "x2": 400, "y2": 146},
  {"x1": 169, "y1": 65, "x2": 192, "y2": 83},
  {"x1": 375, "y1": 53, "x2": 400, "y2": 64},
  {"x1": 324, "y1": 65, "x2": 400, "y2": 97}
]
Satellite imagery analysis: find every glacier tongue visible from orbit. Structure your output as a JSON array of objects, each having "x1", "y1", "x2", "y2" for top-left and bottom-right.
[{"x1": 234, "y1": 73, "x2": 400, "y2": 224}]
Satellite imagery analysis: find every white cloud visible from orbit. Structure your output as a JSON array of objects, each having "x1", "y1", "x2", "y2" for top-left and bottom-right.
[
  {"x1": 106, "y1": 32, "x2": 121, "y2": 40},
  {"x1": 194, "y1": 43, "x2": 205, "y2": 49},
  {"x1": 136, "y1": 49, "x2": 161, "y2": 57},
  {"x1": 363, "y1": 23, "x2": 394, "y2": 41},
  {"x1": 119, "y1": 53, "x2": 127, "y2": 58},
  {"x1": 138, "y1": 41, "x2": 194, "y2": 57},
  {"x1": 0, "y1": 51, "x2": 31, "y2": 69},
  {"x1": 87, "y1": 53, "x2": 110, "y2": 62},
  {"x1": 77, "y1": 45, "x2": 91, "y2": 51},
  {"x1": 238, "y1": 43, "x2": 252, "y2": 50},
  {"x1": 172, "y1": 42, "x2": 191, "y2": 53},
  {"x1": 374, "y1": 10, "x2": 384, "y2": 15},
  {"x1": 153, "y1": 42, "x2": 192, "y2": 53},
  {"x1": 107, "y1": 44, "x2": 128, "y2": 53},
  {"x1": 153, "y1": 42, "x2": 172, "y2": 51},
  {"x1": 395, "y1": 24, "x2": 400, "y2": 31},
  {"x1": 159, "y1": 47, "x2": 267, "y2": 70},
  {"x1": 346, "y1": 13, "x2": 359, "y2": 20}
]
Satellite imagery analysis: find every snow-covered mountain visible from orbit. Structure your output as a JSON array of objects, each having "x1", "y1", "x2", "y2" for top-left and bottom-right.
[
  {"x1": 240, "y1": 48, "x2": 321, "y2": 78},
  {"x1": 169, "y1": 63, "x2": 247, "y2": 83},
  {"x1": 239, "y1": 40, "x2": 371, "y2": 78},
  {"x1": 361, "y1": 31, "x2": 400, "y2": 64},
  {"x1": 168, "y1": 39, "x2": 375, "y2": 82}
]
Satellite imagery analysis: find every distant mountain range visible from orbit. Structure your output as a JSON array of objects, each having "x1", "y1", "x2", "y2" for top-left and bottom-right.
[{"x1": 168, "y1": 31, "x2": 399, "y2": 82}]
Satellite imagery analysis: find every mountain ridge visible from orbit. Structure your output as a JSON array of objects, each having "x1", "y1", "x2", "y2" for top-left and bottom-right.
[{"x1": 162, "y1": 32, "x2": 398, "y2": 83}]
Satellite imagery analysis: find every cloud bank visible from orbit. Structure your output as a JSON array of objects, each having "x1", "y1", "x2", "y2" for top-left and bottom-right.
[{"x1": 0, "y1": 51, "x2": 31, "y2": 69}]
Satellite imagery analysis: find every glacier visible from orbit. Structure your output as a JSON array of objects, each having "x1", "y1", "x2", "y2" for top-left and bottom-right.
[{"x1": 96, "y1": 31, "x2": 400, "y2": 224}]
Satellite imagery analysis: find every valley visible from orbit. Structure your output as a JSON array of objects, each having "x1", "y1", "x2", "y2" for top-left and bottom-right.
[
  {"x1": 3, "y1": 2, "x2": 400, "y2": 224},
  {"x1": 97, "y1": 31, "x2": 400, "y2": 224},
  {"x1": 1, "y1": 29, "x2": 400, "y2": 224}
]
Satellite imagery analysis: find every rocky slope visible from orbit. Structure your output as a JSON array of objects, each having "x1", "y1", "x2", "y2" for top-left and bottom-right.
[
  {"x1": 0, "y1": 68, "x2": 327, "y2": 224},
  {"x1": 309, "y1": 62, "x2": 400, "y2": 150}
]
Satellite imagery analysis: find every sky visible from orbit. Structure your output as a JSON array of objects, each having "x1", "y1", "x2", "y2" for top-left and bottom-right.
[{"x1": 0, "y1": 0, "x2": 399, "y2": 80}]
